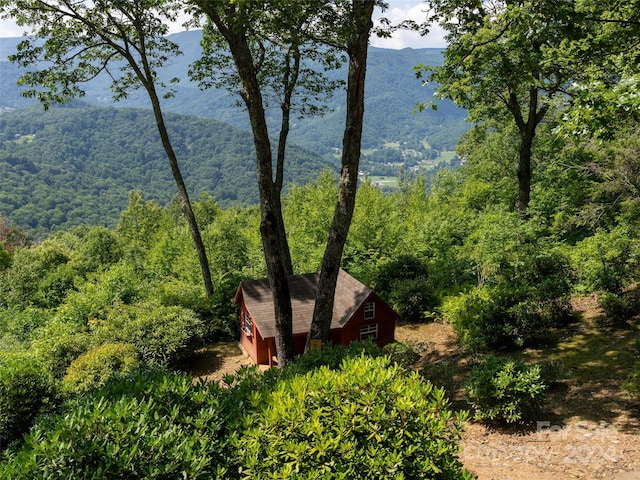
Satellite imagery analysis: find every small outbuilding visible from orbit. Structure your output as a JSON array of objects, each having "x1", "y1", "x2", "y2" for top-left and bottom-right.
[{"x1": 234, "y1": 269, "x2": 398, "y2": 366}]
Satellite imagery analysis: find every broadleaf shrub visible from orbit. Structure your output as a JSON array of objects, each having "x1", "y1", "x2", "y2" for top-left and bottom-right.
[
  {"x1": 62, "y1": 342, "x2": 140, "y2": 394},
  {"x1": 571, "y1": 227, "x2": 637, "y2": 294},
  {"x1": 442, "y1": 250, "x2": 572, "y2": 350},
  {"x1": 236, "y1": 355, "x2": 472, "y2": 479},
  {"x1": 91, "y1": 301, "x2": 204, "y2": 367},
  {"x1": 0, "y1": 369, "x2": 231, "y2": 479},
  {"x1": 0, "y1": 353, "x2": 59, "y2": 449},
  {"x1": 466, "y1": 356, "x2": 547, "y2": 424}
]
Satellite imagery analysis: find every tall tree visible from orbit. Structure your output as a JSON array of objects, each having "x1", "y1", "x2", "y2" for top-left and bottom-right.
[
  {"x1": 418, "y1": 0, "x2": 583, "y2": 214},
  {"x1": 0, "y1": 0, "x2": 215, "y2": 298},
  {"x1": 306, "y1": 0, "x2": 376, "y2": 350},
  {"x1": 190, "y1": 0, "x2": 346, "y2": 366},
  {"x1": 190, "y1": 0, "x2": 380, "y2": 362}
]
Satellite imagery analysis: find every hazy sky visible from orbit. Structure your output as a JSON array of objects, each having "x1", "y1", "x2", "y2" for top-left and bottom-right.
[{"x1": 0, "y1": 0, "x2": 445, "y2": 49}]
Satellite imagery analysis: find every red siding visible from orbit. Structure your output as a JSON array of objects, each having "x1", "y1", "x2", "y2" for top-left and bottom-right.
[{"x1": 238, "y1": 293, "x2": 397, "y2": 366}]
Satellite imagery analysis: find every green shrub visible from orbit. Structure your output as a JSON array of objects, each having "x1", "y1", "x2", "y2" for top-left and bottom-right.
[
  {"x1": 236, "y1": 355, "x2": 472, "y2": 479},
  {"x1": 0, "y1": 307, "x2": 52, "y2": 344},
  {"x1": 30, "y1": 318, "x2": 91, "y2": 378},
  {"x1": 0, "y1": 354, "x2": 59, "y2": 448},
  {"x1": 598, "y1": 292, "x2": 633, "y2": 325},
  {"x1": 571, "y1": 227, "x2": 637, "y2": 294},
  {"x1": 383, "y1": 341, "x2": 421, "y2": 366},
  {"x1": 62, "y1": 343, "x2": 140, "y2": 394},
  {"x1": 280, "y1": 339, "x2": 385, "y2": 380},
  {"x1": 623, "y1": 363, "x2": 640, "y2": 401},
  {"x1": 1, "y1": 369, "x2": 230, "y2": 479},
  {"x1": 466, "y1": 356, "x2": 547, "y2": 424},
  {"x1": 57, "y1": 262, "x2": 146, "y2": 324},
  {"x1": 91, "y1": 301, "x2": 204, "y2": 367},
  {"x1": 374, "y1": 255, "x2": 437, "y2": 323},
  {"x1": 0, "y1": 243, "x2": 72, "y2": 309},
  {"x1": 442, "y1": 278, "x2": 571, "y2": 351}
]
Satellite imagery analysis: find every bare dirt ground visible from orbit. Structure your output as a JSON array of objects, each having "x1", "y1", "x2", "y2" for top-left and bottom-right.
[{"x1": 186, "y1": 296, "x2": 640, "y2": 479}]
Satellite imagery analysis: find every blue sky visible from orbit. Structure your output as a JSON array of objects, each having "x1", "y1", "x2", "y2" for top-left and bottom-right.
[{"x1": 0, "y1": 0, "x2": 445, "y2": 49}]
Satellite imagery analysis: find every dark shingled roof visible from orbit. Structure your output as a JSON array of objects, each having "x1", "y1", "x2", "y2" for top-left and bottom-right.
[{"x1": 235, "y1": 269, "x2": 373, "y2": 339}]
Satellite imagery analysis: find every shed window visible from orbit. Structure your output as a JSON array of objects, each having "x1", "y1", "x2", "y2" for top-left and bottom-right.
[
  {"x1": 243, "y1": 313, "x2": 252, "y2": 336},
  {"x1": 364, "y1": 302, "x2": 375, "y2": 320},
  {"x1": 360, "y1": 323, "x2": 378, "y2": 341}
]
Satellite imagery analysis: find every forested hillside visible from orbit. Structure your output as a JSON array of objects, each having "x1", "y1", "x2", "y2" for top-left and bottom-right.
[
  {"x1": 0, "y1": 32, "x2": 469, "y2": 168},
  {"x1": 0, "y1": 105, "x2": 332, "y2": 237}
]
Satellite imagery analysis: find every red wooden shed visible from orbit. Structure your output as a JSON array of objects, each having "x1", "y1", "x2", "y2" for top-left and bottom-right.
[{"x1": 234, "y1": 269, "x2": 398, "y2": 366}]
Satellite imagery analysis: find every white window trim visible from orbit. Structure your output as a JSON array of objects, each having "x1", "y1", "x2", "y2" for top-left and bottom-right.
[
  {"x1": 243, "y1": 313, "x2": 252, "y2": 336},
  {"x1": 360, "y1": 323, "x2": 378, "y2": 341},
  {"x1": 364, "y1": 302, "x2": 375, "y2": 320}
]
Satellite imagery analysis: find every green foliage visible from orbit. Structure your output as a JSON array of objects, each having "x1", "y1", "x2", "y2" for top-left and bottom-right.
[
  {"x1": 374, "y1": 255, "x2": 436, "y2": 323},
  {"x1": 0, "y1": 307, "x2": 52, "y2": 345},
  {"x1": 598, "y1": 292, "x2": 633, "y2": 326},
  {"x1": 466, "y1": 356, "x2": 547, "y2": 424},
  {"x1": 1, "y1": 369, "x2": 230, "y2": 479},
  {"x1": 62, "y1": 343, "x2": 140, "y2": 395},
  {"x1": 0, "y1": 353, "x2": 59, "y2": 448},
  {"x1": 1, "y1": 356, "x2": 471, "y2": 479},
  {"x1": 0, "y1": 241, "x2": 74, "y2": 308},
  {"x1": 284, "y1": 339, "x2": 385, "y2": 378},
  {"x1": 90, "y1": 301, "x2": 203, "y2": 367},
  {"x1": 623, "y1": 362, "x2": 640, "y2": 401},
  {"x1": 442, "y1": 218, "x2": 573, "y2": 350},
  {"x1": 571, "y1": 227, "x2": 637, "y2": 294},
  {"x1": 236, "y1": 355, "x2": 471, "y2": 479},
  {"x1": 29, "y1": 318, "x2": 91, "y2": 378},
  {"x1": 58, "y1": 262, "x2": 146, "y2": 324}
]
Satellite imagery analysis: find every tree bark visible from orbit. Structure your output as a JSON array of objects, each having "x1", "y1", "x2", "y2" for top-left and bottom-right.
[
  {"x1": 143, "y1": 67, "x2": 215, "y2": 299},
  {"x1": 306, "y1": 0, "x2": 374, "y2": 350},
  {"x1": 202, "y1": 8, "x2": 296, "y2": 366}
]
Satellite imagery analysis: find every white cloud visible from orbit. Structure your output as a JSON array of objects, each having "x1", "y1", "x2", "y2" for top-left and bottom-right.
[
  {"x1": 371, "y1": 0, "x2": 446, "y2": 49},
  {"x1": 1, "y1": 1, "x2": 447, "y2": 49},
  {"x1": 0, "y1": 19, "x2": 31, "y2": 37}
]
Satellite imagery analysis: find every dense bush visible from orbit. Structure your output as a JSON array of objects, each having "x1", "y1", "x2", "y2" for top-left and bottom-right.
[
  {"x1": 0, "y1": 369, "x2": 231, "y2": 479},
  {"x1": 466, "y1": 356, "x2": 547, "y2": 424},
  {"x1": 236, "y1": 355, "x2": 471, "y2": 479},
  {"x1": 598, "y1": 292, "x2": 633, "y2": 326},
  {"x1": 0, "y1": 243, "x2": 72, "y2": 308},
  {"x1": 0, "y1": 353, "x2": 59, "y2": 449},
  {"x1": 571, "y1": 227, "x2": 637, "y2": 294},
  {"x1": 0, "y1": 307, "x2": 52, "y2": 344},
  {"x1": 374, "y1": 255, "x2": 437, "y2": 323},
  {"x1": 29, "y1": 318, "x2": 91, "y2": 378},
  {"x1": 1, "y1": 356, "x2": 472, "y2": 479},
  {"x1": 442, "y1": 249, "x2": 572, "y2": 350},
  {"x1": 91, "y1": 301, "x2": 204, "y2": 367},
  {"x1": 62, "y1": 342, "x2": 140, "y2": 394},
  {"x1": 57, "y1": 262, "x2": 146, "y2": 324}
]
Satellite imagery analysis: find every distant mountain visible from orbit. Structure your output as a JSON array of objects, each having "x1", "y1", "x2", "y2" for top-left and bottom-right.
[
  {"x1": 0, "y1": 106, "x2": 333, "y2": 238},
  {"x1": 0, "y1": 31, "x2": 469, "y2": 161}
]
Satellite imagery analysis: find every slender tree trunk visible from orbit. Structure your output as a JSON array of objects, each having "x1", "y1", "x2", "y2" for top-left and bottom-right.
[
  {"x1": 509, "y1": 87, "x2": 547, "y2": 216},
  {"x1": 516, "y1": 130, "x2": 533, "y2": 215},
  {"x1": 207, "y1": 15, "x2": 295, "y2": 366},
  {"x1": 306, "y1": 0, "x2": 374, "y2": 350},
  {"x1": 147, "y1": 86, "x2": 215, "y2": 299}
]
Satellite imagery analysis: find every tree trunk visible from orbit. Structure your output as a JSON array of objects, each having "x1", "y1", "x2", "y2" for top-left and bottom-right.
[
  {"x1": 207, "y1": 14, "x2": 296, "y2": 366},
  {"x1": 147, "y1": 86, "x2": 215, "y2": 299},
  {"x1": 306, "y1": 0, "x2": 374, "y2": 350},
  {"x1": 516, "y1": 130, "x2": 533, "y2": 215}
]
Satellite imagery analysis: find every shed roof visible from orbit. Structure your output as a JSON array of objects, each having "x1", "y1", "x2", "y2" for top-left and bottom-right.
[{"x1": 234, "y1": 269, "x2": 374, "y2": 339}]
